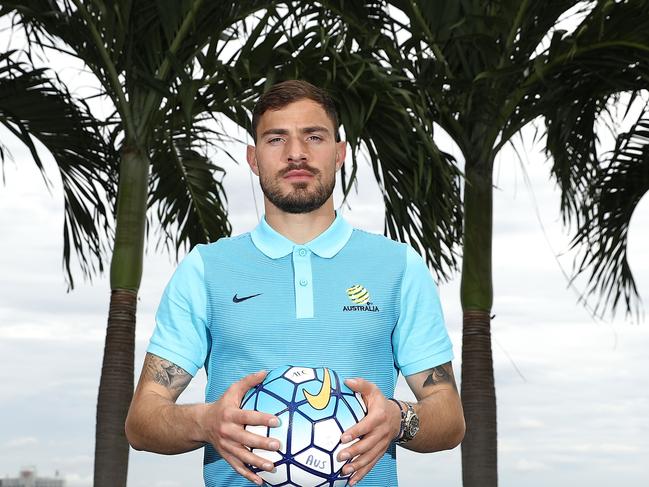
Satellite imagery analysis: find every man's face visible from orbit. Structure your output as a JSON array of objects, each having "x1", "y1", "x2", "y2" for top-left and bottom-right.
[{"x1": 247, "y1": 99, "x2": 346, "y2": 214}]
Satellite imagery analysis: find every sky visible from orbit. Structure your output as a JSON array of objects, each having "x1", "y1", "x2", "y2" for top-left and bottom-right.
[
  {"x1": 1, "y1": 12, "x2": 649, "y2": 487},
  {"x1": 1, "y1": 115, "x2": 648, "y2": 487}
]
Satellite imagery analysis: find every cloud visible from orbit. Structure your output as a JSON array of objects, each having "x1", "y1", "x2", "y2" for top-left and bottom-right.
[
  {"x1": 515, "y1": 418, "x2": 545, "y2": 429},
  {"x1": 556, "y1": 443, "x2": 641, "y2": 454},
  {"x1": 515, "y1": 458, "x2": 550, "y2": 472},
  {"x1": 50, "y1": 456, "x2": 93, "y2": 467},
  {"x1": 63, "y1": 473, "x2": 93, "y2": 487},
  {"x1": 0, "y1": 321, "x2": 105, "y2": 342},
  {"x1": 3, "y1": 437, "x2": 39, "y2": 448}
]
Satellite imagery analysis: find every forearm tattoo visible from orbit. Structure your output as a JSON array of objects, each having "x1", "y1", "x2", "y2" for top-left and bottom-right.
[
  {"x1": 422, "y1": 362, "x2": 457, "y2": 391},
  {"x1": 145, "y1": 353, "x2": 191, "y2": 392}
]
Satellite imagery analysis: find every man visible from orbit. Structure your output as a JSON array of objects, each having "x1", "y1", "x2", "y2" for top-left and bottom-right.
[{"x1": 125, "y1": 80, "x2": 465, "y2": 486}]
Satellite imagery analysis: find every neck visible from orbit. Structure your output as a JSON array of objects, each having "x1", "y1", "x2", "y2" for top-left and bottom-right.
[{"x1": 264, "y1": 199, "x2": 336, "y2": 244}]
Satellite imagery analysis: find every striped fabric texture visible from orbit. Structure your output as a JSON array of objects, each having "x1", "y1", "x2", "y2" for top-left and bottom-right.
[{"x1": 148, "y1": 214, "x2": 453, "y2": 486}]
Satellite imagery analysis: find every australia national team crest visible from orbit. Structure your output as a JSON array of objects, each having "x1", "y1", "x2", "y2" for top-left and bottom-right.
[{"x1": 343, "y1": 284, "x2": 380, "y2": 312}]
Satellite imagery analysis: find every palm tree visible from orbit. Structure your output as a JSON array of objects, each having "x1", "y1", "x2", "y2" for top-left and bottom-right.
[
  {"x1": 0, "y1": 49, "x2": 116, "y2": 286},
  {"x1": 2, "y1": 2, "x2": 277, "y2": 485},
  {"x1": 3, "y1": 2, "x2": 465, "y2": 485},
  {"x1": 268, "y1": 2, "x2": 464, "y2": 278},
  {"x1": 351, "y1": 1, "x2": 649, "y2": 485}
]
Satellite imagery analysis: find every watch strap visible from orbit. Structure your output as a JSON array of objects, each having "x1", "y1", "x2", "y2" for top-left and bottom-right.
[
  {"x1": 388, "y1": 398, "x2": 405, "y2": 442},
  {"x1": 398, "y1": 401, "x2": 418, "y2": 444}
]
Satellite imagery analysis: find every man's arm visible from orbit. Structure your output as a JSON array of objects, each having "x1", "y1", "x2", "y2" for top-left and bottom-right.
[
  {"x1": 125, "y1": 353, "x2": 203, "y2": 453},
  {"x1": 401, "y1": 361, "x2": 465, "y2": 452},
  {"x1": 125, "y1": 353, "x2": 281, "y2": 485},
  {"x1": 336, "y1": 361, "x2": 464, "y2": 485}
]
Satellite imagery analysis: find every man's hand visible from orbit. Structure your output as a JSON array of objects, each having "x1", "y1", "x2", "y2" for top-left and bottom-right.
[
  {"x1": 336, "y1": 378, "x2": 401, "y2": 486},
  {"x1": 127, "y1": 358, "x2": 283, "y2": 485},
  {"x1": 202, "y1": 370, "x2": 281, "y2": 486}
]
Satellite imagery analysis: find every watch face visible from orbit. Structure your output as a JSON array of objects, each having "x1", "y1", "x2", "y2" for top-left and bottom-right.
[{"x1": 407, "y1": 414, "x2": 420, "y2": 438}]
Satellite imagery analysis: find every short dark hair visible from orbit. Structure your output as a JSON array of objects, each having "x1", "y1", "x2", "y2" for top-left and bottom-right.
[{"x1": 251, "y1": 80, "x2": 340, "y2": 142}]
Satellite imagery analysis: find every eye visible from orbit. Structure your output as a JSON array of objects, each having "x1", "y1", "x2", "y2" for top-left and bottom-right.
[
  {"x1": 307, "y1": 135, "x2": 323, "y2": 142},
  {"x1": 267, "y1": 137, "x2": 284, "y2": 144}
]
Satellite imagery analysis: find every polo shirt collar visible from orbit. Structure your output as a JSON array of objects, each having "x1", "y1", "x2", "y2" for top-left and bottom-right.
[{"x1": 251, "y1": 211, "x2": 353, "y2": 259}]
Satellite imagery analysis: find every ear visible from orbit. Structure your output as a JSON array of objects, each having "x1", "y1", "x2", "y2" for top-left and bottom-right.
[
  {"x1": 246, "y1": 145, "x2": 259, "y2": 176},
  {"x1": 335, "y1": 141, "x2": 347, "y2": 171}
]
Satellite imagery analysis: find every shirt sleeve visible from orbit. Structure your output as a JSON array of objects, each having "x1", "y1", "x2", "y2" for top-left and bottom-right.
[
  {"x1": 392, "y1": 245, "x2": 454, "y2": 376},
  {"x1": 147, "y1": 245, "x2": 209, "y2": 377}
]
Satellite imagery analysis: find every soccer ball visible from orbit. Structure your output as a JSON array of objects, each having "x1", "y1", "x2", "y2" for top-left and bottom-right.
[{"x1": 241, "y1": 365, "x2": 367, "y2": 487}]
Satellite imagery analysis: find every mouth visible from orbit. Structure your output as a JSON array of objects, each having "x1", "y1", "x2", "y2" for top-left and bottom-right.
[{"x1": 283, "y1": 169, "x2": 314, "y2": 181}]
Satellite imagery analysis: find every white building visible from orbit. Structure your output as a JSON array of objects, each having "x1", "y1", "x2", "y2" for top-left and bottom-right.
[{"x1": 0, "y1": 468, "x2": 65, "y2": 487}]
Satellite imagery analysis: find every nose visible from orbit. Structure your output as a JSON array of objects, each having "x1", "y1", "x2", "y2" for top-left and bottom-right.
[{"x1": 286, "y1": 138, "x2": 308, "y2": 163}]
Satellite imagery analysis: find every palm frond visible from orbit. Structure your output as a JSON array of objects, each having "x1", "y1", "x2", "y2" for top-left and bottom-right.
[
  {"x1": 345, "y1": 65, "x2": 463, "y2": 280},
  {"x1": 0, "y1": 49, "x2": 116, "y2": 288},
  {"x1": 266, "y1": 4, "x2": 464, "y2": 279},
  {"x1": 517, "y1": 0, "x2": 649, "y2": 227},
  {"x1": 569, "y1": 116, "x2": 649, "y2": 318},
  {"x1": 148, "y1": 132, "x2": 231, "y2": 257}
]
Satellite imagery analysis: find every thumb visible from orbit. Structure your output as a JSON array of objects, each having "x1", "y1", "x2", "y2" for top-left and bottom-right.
[
  {"x1": 229, "y1": 369, "x2": 267, "y2": 399},
  {"x1": 344, "y1": 377, "x2": 372, "y2": 393}
]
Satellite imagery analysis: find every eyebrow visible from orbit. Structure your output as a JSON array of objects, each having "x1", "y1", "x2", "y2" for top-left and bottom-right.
[
  {"x1": 260, "y1": 126, "x2": 331, "y2": 138},
  {"x1": 302, "y1": 125, "x2": 331, "y2": 135}
]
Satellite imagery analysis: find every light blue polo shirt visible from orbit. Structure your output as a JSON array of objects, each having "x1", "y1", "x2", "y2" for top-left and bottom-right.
[{"x1": 148, "y1": 212, "x2": 453, "y2": 487}]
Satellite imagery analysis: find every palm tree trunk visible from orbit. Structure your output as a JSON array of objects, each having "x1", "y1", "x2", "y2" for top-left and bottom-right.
[
  {"x1": 95, "y1": 289, "x2": 137, "y2": 487},
  {"x1": 94, "y1": 145, "x2": 149, "y2": 487},
  {"x1": 460, "y1": 161, "x2": 497, "y2": 487}
]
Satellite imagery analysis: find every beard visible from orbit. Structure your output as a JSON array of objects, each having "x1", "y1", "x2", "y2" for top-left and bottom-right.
[{"x1": 259, "y1": 162, "x2": 335, "y2": 214}]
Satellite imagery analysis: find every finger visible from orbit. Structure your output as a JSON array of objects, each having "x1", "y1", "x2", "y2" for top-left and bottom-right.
[
  {"x1": 217, "y1": 420, "x2": 278, "y2": 449},
  {"x1": 344, "y1": 377, "x2": 374, "y2": 394},
  {"x1": 340, "y1": 415, "x2": 376, "y2": 444},
  {"x1": 344, "y1": 441, "x2": 384, "y2": 473},
  {"x1": 232, "y1": 408, "x2": 280, "y2": 428},
  {"x1": 228, "y1": 370, "x2": 268, "y2": 398},
  {"x1": 344, "y1": 442, "x2": 385, "y2": 483},
  {"x1": 349, "y1": 455, "x2": 382, "y2": 487},
  {"x1": 222, "y1": 452, "x2": 266, "y2": 486},
  {"x1": 234, "y1": 444, "x2": 277, "y2": 473},
  {"x1": 222, "y1": 441, "x2": 276, "y2": 473},
  {"x1": 235, "y1": 428, "x2": 282, "y2": 452},
  {"x1": 337, "y1": 430, "x2": 377, "y2": 461},
  {"x1": 348, "y1": 457, "x2": 379, "y2": 487}
]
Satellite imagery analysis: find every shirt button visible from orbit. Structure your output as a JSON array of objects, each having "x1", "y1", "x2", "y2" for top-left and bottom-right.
[
  {"x1": 298, "y1": 248, "x2": 307, "y2": 257},
  {"x1": 299, "y1": 279, "x2": 308, "y2": 286}
]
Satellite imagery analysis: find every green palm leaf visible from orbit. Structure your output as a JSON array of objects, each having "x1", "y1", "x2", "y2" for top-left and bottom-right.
[
  {"x1": 211, "y1": 1, "x2": 465, "y2": 279},
  {"x1": 570, "y1": 116, "x2": 649, "y2": 316},
  {"x1": 148, "y1": 133, "x2": 231, "y2": 256},
  {"x1": 0, "y1": 50, "x2": 116, "y2": 287},
  {"x1": 519, "y1": 0, "x2": 649, "y2": 228}
]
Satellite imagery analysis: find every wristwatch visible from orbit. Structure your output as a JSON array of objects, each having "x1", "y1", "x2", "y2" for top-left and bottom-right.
[{"x1": 389, "y1": 399, "x2": 420, "y2": 444}]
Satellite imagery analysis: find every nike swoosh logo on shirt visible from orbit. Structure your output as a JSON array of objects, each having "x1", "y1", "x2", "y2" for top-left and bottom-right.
[
  {"x1": 232, "y1": 293, "x2": 262, "y2": 303},
  {"x1": 304, "y1": 368, "x2": 332, "y2": 410}
]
